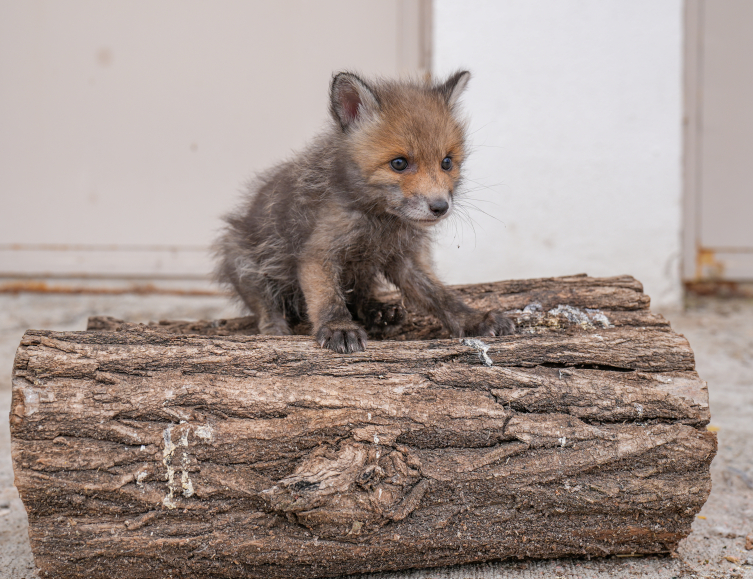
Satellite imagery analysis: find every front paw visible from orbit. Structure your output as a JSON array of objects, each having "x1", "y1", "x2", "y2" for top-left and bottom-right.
[
  {"x1": 463, "y1": 310, "x2": 516, "y2": 337},
  {"x1": 360, "y1": 300, "x2": 405, "y2": 329},
  {"x1": 316, "y1": 322, "x2": 368, "y2": 353}
]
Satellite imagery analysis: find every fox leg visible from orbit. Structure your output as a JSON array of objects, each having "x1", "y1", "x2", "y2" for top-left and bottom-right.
[
  {"x1": 238, "y1": 287, "x2": 291, "y2": 335},
  {"x1": 386, "y1": 255, "x2": 515, "y2": 338},
  {"x1": 347, "y1": 274, "x2": 405, "y2": 330},
  {"x1": 357, "y1": 300, "x2": 405, "y2": 329},
  {"x1": 215, "y1": 235, "x2": 293, "y2": 335},
  {"x1": 220, "y1": 265, "x2": 291, "y2": 335},
  {"x1": 299, "y1": 258, "x2": 367, "y2": 353}
]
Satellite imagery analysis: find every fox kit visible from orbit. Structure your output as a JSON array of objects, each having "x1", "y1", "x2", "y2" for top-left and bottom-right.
[{"x1": 215, "y1": 71, "x2": 515, "y2": 353}]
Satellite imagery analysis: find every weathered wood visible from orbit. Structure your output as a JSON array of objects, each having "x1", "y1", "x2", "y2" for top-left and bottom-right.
[
  {"x1": 10, "y1": 275, "x2": 715, "y2": 579},
  {"x1": 86, "y1": 273, "x2": 668, "y2": 341}
]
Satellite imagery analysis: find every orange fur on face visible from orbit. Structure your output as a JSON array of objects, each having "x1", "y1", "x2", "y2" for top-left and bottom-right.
[{"x1": 351, "y1": 86, "x2": 467, "y2": 200}]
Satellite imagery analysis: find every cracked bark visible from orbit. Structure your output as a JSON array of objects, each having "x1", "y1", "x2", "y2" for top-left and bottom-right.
[{"x1": 11, "y1": 275, "x2": 715, "y2": 578}]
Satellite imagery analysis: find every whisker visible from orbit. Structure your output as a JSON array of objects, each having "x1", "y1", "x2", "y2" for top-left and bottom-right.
[
  {"x1": 466, "y1": 122, "x2": 493, "y2": 137},
  {"x1": 461, "y1": 178, "x2": 506, "y2": 191},
  {"x1": 454, "y1": 197, "x2": 505, "y2": 225}
]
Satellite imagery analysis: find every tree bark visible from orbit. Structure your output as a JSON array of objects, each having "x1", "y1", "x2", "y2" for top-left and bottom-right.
[{"x1": 11, "y1": 275, "x2": 715, "y2": 578}]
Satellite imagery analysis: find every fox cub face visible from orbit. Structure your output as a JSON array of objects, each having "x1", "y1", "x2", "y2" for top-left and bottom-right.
[{"x1": 330, "y1": 72, "x2": 470, "y2": 226}]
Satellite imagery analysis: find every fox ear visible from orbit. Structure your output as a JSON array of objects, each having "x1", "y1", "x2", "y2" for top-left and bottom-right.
[
  {"x1": 330, "y1": 72, "x2": 380, "y2": 130},
  {"x1": 436, "y1": 70, "x2": 471, "y2": 107}
]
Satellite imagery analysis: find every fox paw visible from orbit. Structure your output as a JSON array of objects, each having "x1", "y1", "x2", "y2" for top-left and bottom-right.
[
  {"x1": 463, "y1": 310, "x2": 516, "y2": 337},
  {"x1": 361, "y1": 301, "x2": 405, "y2": 329},
  {"x1": 316, "y1": 322, "x2": 368, "y2": 353}
]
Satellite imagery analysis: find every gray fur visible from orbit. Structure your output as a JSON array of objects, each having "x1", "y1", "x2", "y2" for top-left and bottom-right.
[{"x1": 214, "y1": 72, "x2": 515, "y2": 351}]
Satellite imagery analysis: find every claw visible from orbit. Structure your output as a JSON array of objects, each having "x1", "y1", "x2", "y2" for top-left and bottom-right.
[
  {"x1": 315, "y1": 323, "x2": 368, "y2": 353},
  {"x1": 361, "y1": 301, "x2": 405, "y2": 330}
]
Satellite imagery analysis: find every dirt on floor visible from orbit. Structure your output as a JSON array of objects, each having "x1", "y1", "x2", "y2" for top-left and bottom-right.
[{"x1": 1, "y1": 293, "x2": 751, "y2": 579}]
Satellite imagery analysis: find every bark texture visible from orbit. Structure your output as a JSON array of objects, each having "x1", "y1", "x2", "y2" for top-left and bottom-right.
[{"x1": 11, "y1": 274, "x2": 716, "y2": 578}]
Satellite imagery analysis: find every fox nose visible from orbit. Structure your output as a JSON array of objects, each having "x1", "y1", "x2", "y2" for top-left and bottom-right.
[{"x1": 428, "y1": 199, "x2": 449, "y2": 217}]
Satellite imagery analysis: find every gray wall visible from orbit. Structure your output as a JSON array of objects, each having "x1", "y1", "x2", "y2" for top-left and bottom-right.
[
  {"x1": 1, "y1": 0, "x2": 686, "y2": 307},
  {"x1": 0, "y1": 0, "x2": 426, "y2": 281},
  {"x1": 433, "y1": 0, "x2": 684, "y2": 307}
]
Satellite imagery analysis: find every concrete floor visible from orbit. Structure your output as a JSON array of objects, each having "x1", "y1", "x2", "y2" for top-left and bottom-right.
[{"x1": 1, "y1": 293, "x2": 751, "y2": 579}]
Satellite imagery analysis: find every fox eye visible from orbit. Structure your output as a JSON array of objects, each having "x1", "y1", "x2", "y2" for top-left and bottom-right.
[
  {"x1": 441, "y1": 157, "x2": 453, "y2": 171},
  {"x1": 390, "y1": 157, "x2": 408, "y2": 172}
]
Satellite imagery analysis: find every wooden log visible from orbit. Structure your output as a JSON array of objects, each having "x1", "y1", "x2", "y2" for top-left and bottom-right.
[
  {"x1": 10, "y1": 275, "x2": 715, "y2": 579},
  {"x1": 86, "y1": 273, "x2": 668, "y2": 340}
]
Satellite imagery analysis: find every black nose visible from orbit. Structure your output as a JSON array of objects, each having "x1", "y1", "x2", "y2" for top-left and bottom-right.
[{"x1": 428, "y1": 199, "x2": 449, "y2": 216}]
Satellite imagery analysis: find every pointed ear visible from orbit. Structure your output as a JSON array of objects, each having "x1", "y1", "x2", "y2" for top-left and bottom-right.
[
  {"x1": 436, "y1": 70, "x2": 471, "y2": 107},
  {"x1": 330, "y1": 72, "x2": 380, "y2": 130}
]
